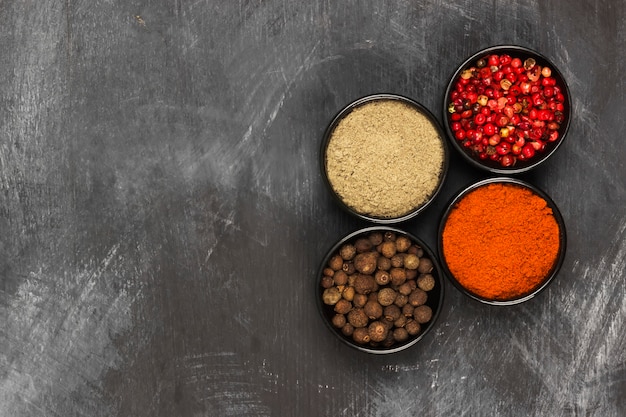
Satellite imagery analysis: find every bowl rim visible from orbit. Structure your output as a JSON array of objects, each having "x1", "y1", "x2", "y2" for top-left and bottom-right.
[
  {"x1": 437, "y1": 176, "x2": 567, "y2": 305},
  {"x1": 316, "y1": 225, "x2": 445, "y2": 354},
  {"x1": 442, "y1": 44, "x2": 572, "y2": 174},
  {"x1": 320, "y1": 93, "x2": 450, "y2": 224}
]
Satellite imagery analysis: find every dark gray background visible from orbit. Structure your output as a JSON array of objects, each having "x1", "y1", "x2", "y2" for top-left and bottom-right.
[{"x1": 1, "y1": 1, "x2": 624, "y2": 416}]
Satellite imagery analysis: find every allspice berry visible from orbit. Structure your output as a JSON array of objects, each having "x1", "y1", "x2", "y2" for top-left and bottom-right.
[
  {"x1": 354, "y1": 238, "x2": 373, "y2": 253},
  {"x1": 414, "y1": 305, "x2": 433, "y2": 324},
  {"x1": 393, "y1": 327, "x2": 409, "y2": 343},
  {"x1": 377, "y1": 288, "x2": 397, "y2": 306},
  {"x1": 395, "y1": 236, "x2": 412, "y2": 252},
  {"x1": 339, "y1": 244, "x2": 356, "y2": 260},
  {"x1": 417, "y1": 274, "x2": 436, "y2": 291},
  {"x1": 342, "y1": 285, "x2": 355, "y2": 301},
  {"x1": 418, "y1": 257, "x2": 434, "y2": 274},
  {"x1": 342, "y1": 262, "x2": 356, "y2": 275},
  {"x1": 322, "y1": 287, "x2": 342, "y2": 305},
  {"x1": 405, "y1": 319, "x2": 421, "y2": 336},
  {"x1": 333, "y1": 270, "x2": 348, "y2": 286},
  {"x1": 354, "y1": 274, "x2": 377, "y2": 294},
  {"x1": 354, "y1": 252, "x2": 378, "y2": 275},
  {"x1": 394, "y1": 315, "x2": 407, "y2": 328},
  {"x1": 398, "y1": 282, "x2": 413, "y2": 296},
  {"x1": 321, "y1": 276, "x2": 334, "y2": 289},
  {"x1": 368, "y1": 232, "x2": 383, "y2": 246},
  {"x1": 328, "y1": 255, "x2": 344, "y2": 271},
  {"x1": 408, "y1": 288, "x2": 428, "y2": 307},
  {"x1": 374, "y1": 270, "x2": 391, "y2": 286},
  {"x1": 394, "y1": 293, "x2": 408, "y2": 307},
  {"x1": 331, "y1": 314, "x2": 346, "y2": 328},
  {"x1": 383, "y1": 231, "x2": 396, "y2": 242},
  {"x1": 352, "y1": 327, "x2": 370, "y2": 344},
  {"x1": 408, "y1": 245, "x2": 424, "y2": 257},
  {"x1": 341, "y1": 323, "x2": 354, "y2": 337},
  {"x1": 390, "y1": 267, "x2": 407, "y2": 286},
  {"x1": 403, "y1": 253, "x2": 420, "y2": 270},
  {"x1": 364, "y1": 300, "x2": 383, "y2": 320},
  {"x1": 347, "y1": 308, "x2": 369, "y2": 328},
  {"x1": 334, "y1": 299, "x2": 352, "y2": 315},
  {"x1": 380, "y1": 241, "x2": 397, "y2": 258},
  {"x1": 383, "y1": 304, "x2": 401, "y2": 322},
  {"x1": 402, "y1": 303, "x2": 414, "y2": 317},
  {"x1": 352, "y1": 293, "x2": 367, "y2": 308},
  {"x1": 368, "y1": 321, "x2": 388, "y2": 343},
  {"x1": 377, "y1": 256, "x2": 391, "y2": 271},
  {"x1": 390, "y1": 254, "x2": 404, "y2": 268}
]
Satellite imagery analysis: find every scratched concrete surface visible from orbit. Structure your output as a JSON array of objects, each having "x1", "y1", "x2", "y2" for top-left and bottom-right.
[{"x1": 1, "y1": 1, "x2": 625, "y2": 416}]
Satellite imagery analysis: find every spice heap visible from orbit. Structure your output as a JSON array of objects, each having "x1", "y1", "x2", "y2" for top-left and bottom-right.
[
  {"x1": 447, "y1": 53, "x2": 567, "y2": 167},
  {"x1": 325, "y1": 99, "x2": 445, "y2": 218},
  {"x1": 320, "y1": 230, "x2": 438, "y2": 348},
  {"x1": 441, "y1": 182, "x2": 561, "y2": 300}
]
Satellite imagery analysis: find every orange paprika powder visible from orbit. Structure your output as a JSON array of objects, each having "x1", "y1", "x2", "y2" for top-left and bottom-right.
[{"x1": 442, "y1": 182, "x2": 561, "y2": 300}]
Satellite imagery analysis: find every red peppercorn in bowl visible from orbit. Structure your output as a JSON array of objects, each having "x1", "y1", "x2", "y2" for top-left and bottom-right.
[
  {"x1": 443, "y1": 45, "x2": 571, "y2": 173},
  {"x1": 317, "y1": 226, "x2": 444, "y2": 353},
  {"x1": 437, "y1": 177, "x2": 567, "y2": 305}
]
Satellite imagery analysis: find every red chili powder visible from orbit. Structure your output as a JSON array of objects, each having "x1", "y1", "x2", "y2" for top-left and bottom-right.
[{"x1": 442, "y1": 183, "x2": 561, "y2": 300}]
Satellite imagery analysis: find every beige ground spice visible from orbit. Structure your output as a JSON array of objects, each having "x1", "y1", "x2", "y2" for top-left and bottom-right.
[{"x1": 325, "y1": 99, "x2": 445, "y2": 218}]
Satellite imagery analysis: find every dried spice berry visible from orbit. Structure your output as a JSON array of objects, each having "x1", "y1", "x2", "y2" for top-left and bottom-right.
[
  {"x1": 374, "y1": 270, "x2": 391, "y2": 286},
  {"x1": 368, "y1": 321, "x2": 388, "y2": 342},
  {"x1": 414, "y1": 305, "x2": 433, "y2": 324},
  {"x1": 380, "y1": 241, "x2": 397, "y2": 258},
  {"x1": 403, "y1": 253, "x2": 420, "y2": 270},
  {"x1": 417, "y1": 274, "x2": 435, "y2": 291},
  {"x1": 332, "y1": 314, "x2": 346, "y2": 328},
  {"x1": 352, "y1": 327, "x2": 371, "y2": 344},
  {"x1": 334, "y1": 299, "x2": 352, "y2": 315},
  {"x1": 377, "y1": 288, "x2": 397, "y2": 306},
  {"x1": 354, "y1": 252, "x2": 378, "y2": 274},
  {"x1": 418, "y1": 258, "x2": 433, "y2": 274},
  {"x1": 323, "y1": 287, "x2": 342, "y2": 305},
  {"x1": 321, "y1": 230, "x2": 439, "y2": 350},
  {"x1": 364, "y1": 300, "x2": 383, "y2": 320},
  {"x1": 395, "y1": 236, "x2": 412, "y2": 252},
  {"x1": 347, "y1": 308, "x2": 369, "y2": 328},
  {"x1": 339, "y1": 244, "x2": 357, "y2": 260},
  {"x1": 405, "y1": 319, "x2": 421, "y2": 336}
]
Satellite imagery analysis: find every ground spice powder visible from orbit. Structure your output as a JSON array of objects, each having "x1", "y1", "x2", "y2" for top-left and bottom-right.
[
  {"x1": 442, "y1": 183, "x2": 561, "y2": 300},
  {"x1": 325, "y1": 99, "x2": 445, "y2": 218}
]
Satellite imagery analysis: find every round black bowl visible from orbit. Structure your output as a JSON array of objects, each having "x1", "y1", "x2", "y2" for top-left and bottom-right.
[
  {"x1": 443, "y1": 45, "x2": 571, "y2": 174},
  {"x1": 316, "y1": 226, "x2": 445, "y2": 354},
  {"x1": 437, "y1": 177, "x2": 567, "y2": 305},
  {"x1": 321, "y1": 94, "x2": 449, "y2": 223}
]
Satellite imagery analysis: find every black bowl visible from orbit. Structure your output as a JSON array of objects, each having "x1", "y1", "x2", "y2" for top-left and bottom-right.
[
  {"x1": 443, "y1": 45, "x2": 571, "y2": 174},
  {"x1": 437, "y1": 177, "x2": 567, "y2": 305},
  {"x1": 321, "y1": 94, "x2": 449, "y2": 223},
  {"x1": 316, "y1": 226, "x2": 444, "y2": 354}
]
